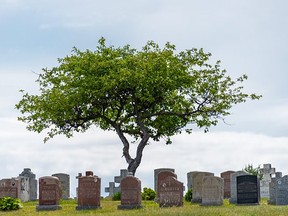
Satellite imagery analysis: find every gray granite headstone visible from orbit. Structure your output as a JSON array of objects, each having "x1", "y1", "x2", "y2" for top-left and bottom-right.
[
  {"x1": 275, "y1": 175, "x2": 288, "y2": 205},
  {"x1": 269, "y1": 172, "x2": 282, "y2": 204},
  {"x1": 52, "y1": 173, "x2": 70, "y2": 199},
  {"x1": 202, "y1": 176, "x2": 224, "y2": 206},
  {"x1": 191, "y1": 171, "x2": 214, "y2": 203},
  {"x1": 105, "y1": 169, "x2": 128, "y2": 197},
  {"x1": 260, "y1": 164, "x2": 276, "y2": 198},
  {"x1": 19, "y1": 168, "x2": 37, "y2": 201},
  {"x1": 229, "y1": 171, "x2": 248, "y2": 204}
]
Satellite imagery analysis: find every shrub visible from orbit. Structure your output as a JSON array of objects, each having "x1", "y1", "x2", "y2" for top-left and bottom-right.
[
  {"x1": 142, "y1": 187, "x2": 156, "y2": 200},
  {"x1": 0, "y1": 197, "x2": 23, "y2": 211},
  {"x1": 184, "y1": 189, "x2": 193, "y2": 202},
  {"x1": 112, "y1": 192, "x2": 121, "y2": 201}
]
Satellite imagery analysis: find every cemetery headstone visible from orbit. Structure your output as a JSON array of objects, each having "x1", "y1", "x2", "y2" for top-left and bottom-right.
[
  {"x1": 18, "y1": 176, "x2": 30, "y2": 202},
  {"x1": 202, "y1": 176, "x2": 224, "y2": 206},
  {"x1": 158, "y1": 175, "x2": 183, "y2": 207},
  {"x1": 105, "y1": 169, "x2": 128, "y2": 197},
  {"x1": 118, "y1": 175, "x2": 143, "y2": 209},
  {"x1": 76, "y1": 171, "x2": 101, "y2": 210},
  {"x1": 18, "y1": 168, "x2": 37, "y2": 201},
  {"x1": 269, "y1": 172, "x2": 282, "y2": 204},
  {"x1": 237, "y1": 175, "x2": 260, "y2": 204},
  {"x1": 36, "y1": 176, "x2": 62, "y2": 211},
  {"x1": 274, "y1": 175, "x2": 288, "y2": 205},
  {"x1": 260, "y1": 164, "x2": 276, "y2": 198},
  {"x1": 0, "y1": 178, "x2": 21, "y2": 199},
  {"x1": 157, "y1": 170, "x2": 177, "y2": 201},
  {"x1": 52, "y1": 173, "x2": 70, "y2": 199},
  {"x1": 154, "y1": 168, "x2": 175, "y2": 193},
  {"x1": 220, "y1": 170, "x2": 235, "y2": 198},
  {"x1": 230, "y1": 171, "x2": 248, "y2": 204},
  {"x1": 191, "y1": 171, "x2": 214, "y2": 203}
]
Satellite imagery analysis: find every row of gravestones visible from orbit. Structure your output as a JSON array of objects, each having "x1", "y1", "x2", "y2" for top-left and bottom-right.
[
  {"x1": 0, "y1": 168, "x2": 70, "y2": 203},
  {"x1": 2, "y1": 164, "x2": 288, "y2": 210}
]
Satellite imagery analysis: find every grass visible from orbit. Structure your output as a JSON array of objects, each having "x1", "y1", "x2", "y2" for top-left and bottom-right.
[{"x1": 1, "y1": 199, "x2": 288, "y2": 216}]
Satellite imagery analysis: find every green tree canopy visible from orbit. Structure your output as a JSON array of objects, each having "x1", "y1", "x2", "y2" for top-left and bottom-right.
[{"x1": 16, "y1": 37, "x2": 261, "y2": 175}]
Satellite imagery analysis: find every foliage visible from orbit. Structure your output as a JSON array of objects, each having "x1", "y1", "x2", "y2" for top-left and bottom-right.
[
  {"x1": 142, "y1": 187, "x2": 156, "y2": 200},
  {"x1": 16, "y1": 37, "x2": 261, "y2": 175},
  {"x1": 0, "y1": 197, "x2": 23, "y2": 211},
  {"x1": 112, "y1": 192, "x2": 121, "y2": 201},
  {"x1": 243, "y1": 164, "x2": 264, "y2": 180},
  {"x1": 184, "y1": 189, "x2": 193, "y2": 202}
]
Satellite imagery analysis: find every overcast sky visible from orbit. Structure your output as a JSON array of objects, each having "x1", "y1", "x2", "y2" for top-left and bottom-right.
[{"x1": 1, "y1": 0, "x2": 288, "y2": 197}]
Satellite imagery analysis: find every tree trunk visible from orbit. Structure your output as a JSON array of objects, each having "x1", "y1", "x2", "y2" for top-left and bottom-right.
[{"x1": 127, "y1": 133, "x2": 150, "y2": 176}]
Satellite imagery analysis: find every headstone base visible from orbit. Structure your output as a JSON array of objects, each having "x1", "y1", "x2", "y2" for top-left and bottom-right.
[
  {"x1": 76, "y1": 206, "x2": 101, "y2": 210},
  {"x1": 36, "y1": 205, "x2": 62, "y2": 211},
  {"x1": 118, "y1": 204, "x2": 143, "y2": 210}
]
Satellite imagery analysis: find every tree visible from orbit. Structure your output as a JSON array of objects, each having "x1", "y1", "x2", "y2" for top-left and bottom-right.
[
  {"x1": 243, "y1": 164, "x2": 264, "y2": 180},
  {"x1": 16, "y1": 37, "x2": 261, "y2": 175}
]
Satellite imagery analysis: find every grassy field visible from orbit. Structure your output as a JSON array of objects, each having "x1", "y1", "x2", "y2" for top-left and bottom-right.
[{"x1": 1, "y1": 199, "x2": 288, "y2": 216}]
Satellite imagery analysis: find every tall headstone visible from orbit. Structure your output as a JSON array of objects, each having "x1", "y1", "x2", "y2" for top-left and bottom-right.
[
  {"x1": 156, "y1": 171, "x2": 177, "y2": 201},
  {"x1": 220, "y1": 171, "x2": 235, "y2": 198},
  {"x1": 191, "y1": 171, "x2": 214, "y2": 203},
  {"x1": 230, "y1": 171, "x2": 248, "y2": 204},
  {"x1": 154, "y1": 168, "x2": 175, "y2": 193},
  {"x1": 202, "y1": 176, "x2": 224, "y2": 206},
  {"x1": 269, "y1": 172, "x2": 282, "y2": 204},
  {"x1": 237, "y1": 175, "x2": 260, "y2": 204},
  {"x1": 158, "y1": 176, "x2": 183, "y2": 207},
  {"x1": 18, "y1": 176, "x2": 30, "y2": 202},
  {"x1": 274, "y1": 175, "x2": 288, "y2": 205},
  {"x1": 0, "y1": 178, "x2": 21, "y2": 199},
  {"x1": 76, "y1": 171, "x2": 101, "y2": 210},
  {"x1": 18, "y1": 168, "x2": 37, "y2": 201},
  {"x1": 52, "y1": 173, "x2": 70, "y2": 199},
  {"x1": 118, "y1": 175, "x2": 142, "y2": 209},
  {"x1": 260, "y1": 164, "x2": 276, "y2": 198},
  {"x1": 36, "y1": 176, "x2": 62, "y2": 211}
]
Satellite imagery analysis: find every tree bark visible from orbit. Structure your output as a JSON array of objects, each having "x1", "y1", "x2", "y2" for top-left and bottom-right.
[{"x1": 127, "y1": 133, "x2": 150, "y2": 176}]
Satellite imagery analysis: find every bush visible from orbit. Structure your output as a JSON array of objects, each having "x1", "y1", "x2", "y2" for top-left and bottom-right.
[
  {"x1": 112, "y1": 192, "x2": 121, "y2": 201},
  {"x1": 184, "y1": 189, "x2": 193, "y2": 202},
  {"x1": 0, "y1": 197, "x2": 23, "y2": 211},
  {"x1": 142, "y1": 187, "x2": 156, "y2": 200}
]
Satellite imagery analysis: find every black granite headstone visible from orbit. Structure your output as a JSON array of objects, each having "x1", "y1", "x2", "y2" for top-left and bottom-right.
[{"x1": 237, "y1": 175, "x2": 259, "y2": 204}]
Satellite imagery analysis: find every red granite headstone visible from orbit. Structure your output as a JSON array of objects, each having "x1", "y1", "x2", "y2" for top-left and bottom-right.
[
  {"x1": 220, "y1": 171, "x2": 235, "y2": 198},
  {"x1": 36, "y1": 176, "x2": 62, "y2": 211},
  {"x1": 118, "y1": 176, "x2": 142, "y2": 209},
  {"x1": 0, "y1": 178, "x2": 21, "y2": 199},
  {"x1": 157, "y1": 171, "x2": 177, "y2": 200},
  {"x1": 76, "y1": 171, "x2": 101, "y2": 210},
  {"x1": 158, "y1": 176, "x2": 183, "y2": 207}
]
